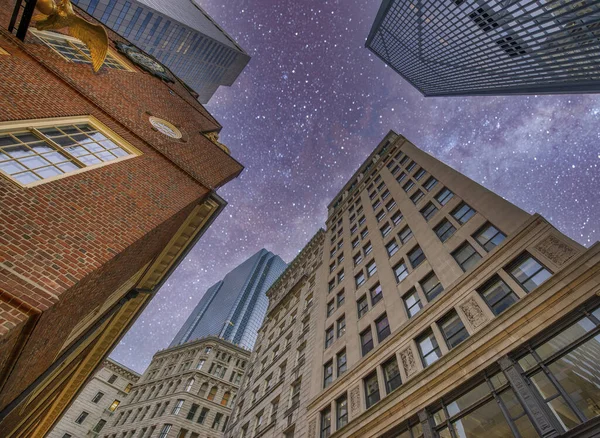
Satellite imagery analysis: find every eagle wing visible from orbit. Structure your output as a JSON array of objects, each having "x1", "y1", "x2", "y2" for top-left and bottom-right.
[{"x1": 67, "y1": 15, "x2": 109, "y2": 72}]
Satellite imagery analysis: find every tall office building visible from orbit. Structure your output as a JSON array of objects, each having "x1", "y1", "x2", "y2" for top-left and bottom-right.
[
  {"x1": 224, "y1": 131, "x2": 600, "y2": 438},
  {"x1": 99, "y1": 337, "x2": 250, "y2": 438},
  {"x1": 0, "y1": 2, "x2": 243, "y2": 437},
  {"x1": 71, "y1": 0, "x2": 251, "y2": 103},
  {"x1": 47, "y1": 359, "x2": 140, "y2": 438},
  {"x1": 366, "y1": 0, "x2": 600, "y2": 96},
  {"x1": 171, "y1": 249, "x2": 287, "y2": 350}
]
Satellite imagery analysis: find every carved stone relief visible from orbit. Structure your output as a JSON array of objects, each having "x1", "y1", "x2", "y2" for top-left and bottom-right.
[
  {"x1": 400, "y1": 347, "x2": 417, "y2": 377},
  {"x1": 350, "y1": 385, "x2": 360, "y2": 415},
  {"x1": 459, "y1": 297, "x2": 488, "y2": 329},
  {"x1": 534, "y1": 235, "x2": 577, "y2": 266}
]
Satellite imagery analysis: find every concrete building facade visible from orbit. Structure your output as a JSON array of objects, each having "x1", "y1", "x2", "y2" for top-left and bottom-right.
[
  {"x1": 47, "y1": 359, "x2": 140, "y2": 438},
  {"x1": 225, "y1": 131, "x2": 600, "y2": 438},
  {"x1": 366, "y1": 0, "x2": 600, "y2": 96},
  {"x1": 70, "y1": 0, "x2": 251, "y2": 103},
  {"x1": 100, "y1": 337, "x2": 250, "y2": 438},
  {"x1": 0, "y1": 2, "x2": 243, "y2": 436},
  {"x1": 170, "y1": 249, "x2": 287, "y2": 351}
]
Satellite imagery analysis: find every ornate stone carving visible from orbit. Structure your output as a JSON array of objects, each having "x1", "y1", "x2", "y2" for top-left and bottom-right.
[
  {"x1": 350, "y1": 385, "x2": 360, "y2": 415},
  {"x1": 400, "y1": 347, "x2": 417, "y2": 377},
  {"x1": 308, "y1": 417, "x2": 317, "y2": 438},
  {"x1": 534, "y1": 235, "x2": 577, "y2": 266},
  {"x1": 459, "y1": 297, "x2": 488, "y2": 329}
]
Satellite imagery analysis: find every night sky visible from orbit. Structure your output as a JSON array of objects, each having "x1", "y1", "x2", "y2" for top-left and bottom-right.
[{"x1": 110, "y1": 0, "x2": 600, "y2": 373}]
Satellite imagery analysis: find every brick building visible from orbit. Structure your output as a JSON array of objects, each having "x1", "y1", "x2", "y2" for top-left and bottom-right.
[
  {"x1": 100, "y1": 337, "x2": 250, "y2": 438},
  {"x1": 225, "y1": 132, "x2": 600, "y2": 437},
  {"x1": 0, "y1": 1, "x2": 243, "y2": 436},
  {"x1": 47, "y1": 358, "x2": 140, "y2": 438}
]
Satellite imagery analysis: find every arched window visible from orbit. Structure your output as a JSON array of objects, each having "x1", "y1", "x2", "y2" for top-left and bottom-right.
[
  {"x1": 220, "y1": 391, "x2": 231, "y2": 407},
  {"x1": 207, "y1": 386, "x2": 218, "y2": 401},
  {"x1": 198, "y1": 383, "x2": 208, "y2": 398},
  {"x1": 185, "y1": 378, "x2": 195, "y2": 392}
]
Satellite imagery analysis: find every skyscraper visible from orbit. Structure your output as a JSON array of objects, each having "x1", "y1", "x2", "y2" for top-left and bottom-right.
[
  {"x1": 366, "y1": 0, "x2": 600, "y2": 96},
  {"x1": 0, "y1": 3, "x2": 243, "y2": 436},
  {"x1": 224, "y1": 131, "x2": 600, "y2": 438},
  {"x1": 171, "y1": 249, "x2": 287, "y2": 350},
  {"x1": 71, "y1": 0, "x2": 251, "y2": 103}
]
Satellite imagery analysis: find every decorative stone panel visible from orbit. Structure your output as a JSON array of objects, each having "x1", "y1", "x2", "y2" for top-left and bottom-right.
[
  {"x1": 534, "y1": 235, "x2": 577, "y2": 266},
  {"x1": 400, "y1": 347, "x2": 417, "y2": 377},
  {"x1": 459, "y1": 297, "x2": 488, "y2": 329},
  {"x1": 350, "y1": 385, "x2": 361, "y2": 415},
  {"x1": 308, "y1": 417, "x2": 317, "y2": 438}
]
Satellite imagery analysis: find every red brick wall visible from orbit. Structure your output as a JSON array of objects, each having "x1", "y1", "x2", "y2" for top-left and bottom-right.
[{"x1": 0, "y1": 0, "x2": 243, "y2": 417}]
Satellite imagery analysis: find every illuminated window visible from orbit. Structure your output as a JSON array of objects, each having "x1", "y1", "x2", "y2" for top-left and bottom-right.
[
  {"x1": 0, "y1": 116, "x2": 139, "y2": 186},
  {"x1": 108, "y1": 400, "x2": 120, "y2": 412},
  {"x1": 31, "y1": 29, "x2": 133, "y2": 71}
]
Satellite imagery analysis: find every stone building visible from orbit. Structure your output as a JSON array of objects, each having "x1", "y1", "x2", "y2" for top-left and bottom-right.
[
  {"x1": 100, "y1": 337, "x2": 250, "y2": 438},
  {"x1": 225, "y1": 131, "x2": 600, "y2": 438},
  {"x1": 0, "y1": 1, "x2": 243, "y2": 436},
  {"x1": 47, "y1": 359, "x2": 140, "y2": 438}
]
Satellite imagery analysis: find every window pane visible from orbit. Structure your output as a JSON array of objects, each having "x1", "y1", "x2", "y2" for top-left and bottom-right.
[
  {"x1": 535, "y1": 316, "x2": 595, "y2": 360},
  {"x1": 475, "y1": 224, "x2": 506, "y2": 252},
  {"x1": 404, "y1": 289, "x2": 422, "y2": 318},
  {"x1": 479, "y1": 278, "x2": 519, "y2": 316},
  {"x1": 509, "y1": 256, "x2": 552, "y2": 293},
  {"x1": 417, "y1": 331, "x2": 441, "y2": 367},
  {"x1": 408, "y1": 246, "x2": 426, "y2": 268},
  {"x1": 394, "y1": 262, "x2": 409, "y2": 283},
  {"x1": 383, "y1": 357, "x2": 402, "y2": 393},
  {"x1": 453, "y1": 243, "x2": 482, "y2": 272},
  {"x1": 435, "y1": 219, "x2": 456, "y2": 242},
  {"x1": 421, "y1": 272, "x2": 443, "y2": 301},
  {"x1": 439, "y1": 311, "x2": 469, "y2": 349},
  {"x1": 446, "y1": 381, "x2": 490, "y2": 417},
  {"x1": 451, "y1": 398, "x2": 514, "y2": 438},
  {"x1": 452, "y1": 203, "x2": 476, "y2": 224}
]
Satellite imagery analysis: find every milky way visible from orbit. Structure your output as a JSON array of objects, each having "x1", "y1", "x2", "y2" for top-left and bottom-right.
[{"x1": 111, "y1": 0, "x2": 600, "y2": 372}]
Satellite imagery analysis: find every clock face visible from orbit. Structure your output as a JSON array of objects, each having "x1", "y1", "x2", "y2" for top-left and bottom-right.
[
  {"x1": 149, "y1": 116, "x2": 182, "y2": 139},
  {"x1": 129, "y1": 51, "x2": 165, "y2": 73}
]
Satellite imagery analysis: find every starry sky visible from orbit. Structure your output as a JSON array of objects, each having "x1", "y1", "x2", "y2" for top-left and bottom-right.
[{"x1": 110, "y1": 0, "x2": 600, "y2": 373}]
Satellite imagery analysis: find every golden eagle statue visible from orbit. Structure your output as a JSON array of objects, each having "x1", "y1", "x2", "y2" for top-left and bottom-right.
[{"x1": 34, "y1": 0, "x2": 109, "y2": 72}]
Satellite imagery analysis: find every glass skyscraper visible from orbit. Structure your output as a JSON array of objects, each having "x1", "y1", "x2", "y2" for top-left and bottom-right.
[
  {"x1": 71, "y1": 0, "x2": 251, "y2": 103},
  {"x1": 366, "y1": 0, "x2": 600, "y2": 96},
  {"x1": 170, "y1": 249, "x2": 287, "y2": 350}
]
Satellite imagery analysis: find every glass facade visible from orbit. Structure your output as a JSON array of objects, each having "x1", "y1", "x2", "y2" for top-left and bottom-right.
[
  {"x1": 169, "y1": 249, "x2": 287, "y2": 350},
  {"x1": 367, "y1": 0, "x2": 600, "y2": 96},
  {"x1": 71, "y1": 0, "x2": 250, "y2": 103}
]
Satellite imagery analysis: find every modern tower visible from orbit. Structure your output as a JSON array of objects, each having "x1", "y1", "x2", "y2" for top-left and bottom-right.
[
  {"x1": 71, "y1": 0, "x2": 251, "y2": 103},
  {"x1": 366, "y1": 0, "x2": 600, "y2": 96},
  {"x1": 170, "y1": 249, "x2": 287, "y2": 350},
  {"x1": 224, "y1": 131, "x2": 600, "y2": 438}
]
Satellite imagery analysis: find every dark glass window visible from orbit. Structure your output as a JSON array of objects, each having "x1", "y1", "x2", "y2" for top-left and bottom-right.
[
  {"x1": 326, "y1": 300, "x2": 335, "y2": 317},
  {"x1": 452, "y1": 242, "x2": 483, "y2": 272},
  {"x1": 406, "y1": 161, "x2": 416, "y2": 172},
  {"x1": 364, "y1": 372, "x2": 380, "y2": 408},
  {"x1": 325, "y1": 326, "x2": 334, "y2": 348},
  {"x1": 421, "y1": 202, "x2": 438, "y2": 221},
  {"x1": 507, "y1": 254, "x2": 552, "y2": 293},
  {"x1": 408, "y1": 246, "x2": 426, "y2": 268},
  {"x1": 420, "y1": 272, "x2": 444, "y2": 301},
  {"x1": 372, "y1": 199, "x2": 381, "y2": 210},
  {"x1": 359, "y1": 215, "x2": 366, "y2": 226},
  {"x1": 361, "y1": 328, "x2": 374, "y2": 356},
  {"x1": 357, "y1": 295, "x2": 369, "y2": 318},
  {"x1": 323, "y1": 361, "x2": 334, "y2": 388},
  {"x1": 414, "y1": 167, "x2": 426, "y2": 180},
  {"x1": 434, "y1": 219, "x2": 456, "y2": 242},
  {"x1": 398, "y1": 226, "x2": 413, "y2": 244},
  {"x1": 396, "y1": 172, "x2": 407, "y2": 184},
  {"x1": 452, "y1": 202, "x2": 476, "y2": 224},
  {"x1": 386, "y1": 199, "x2": 397, "y2": 211},
  {"x1": 336, "y1": 394, "x2": 348, "y2": 429},
  {"x1": 417, "y1": 329, "x2": 442, "y2": 367},
  {"x1": 439, "y1": 311, "x2": 470, "y2": 349},
  {"x1": 353, "y1": 252, "x2": 363, "y2": 266},
  {"x1": 391, "y1": 211, "x2": 403, "y2": 225},
  {"x1": 337, "y1": 290, "x2": 345, "y2": 307},
  {"x1": 404, "y1": 288, "x2": 422, "y2": 318},
  {"x1": 352, "y1": 237, "x2": 359, "y2": 248},
  {"x1": 361, "y1": 228, "x2": 369, "y2": 239},
  {"x1": 410, "y1": 189, "x2": 425, "y2": 204},
  {"x1": 386, "y1": 239, "x2": 399, "y2": 257},
  {"x1": 381, "y1": 223, "x2": 392, "y2": 237},
  {"x1": 363, "y1": 241, "x2": 373, "y2": 255},
  {"x1": 320, "y1": 406, "x2": 331, "y2": 438},
  {"x1": 394, "y1": 262, "x2": 409, "y2": 283},
  {"x1": 423, "y1": 176, "x2": 438, "y2": 191},
  {"x1": 337, "y1": 349, "x2": 347, "y2": 376},
  {"x1": 435, "y1": 188, "x2": 454, "y2": 206},
  {"x1": 403, "y1": 180, "x2": 415, "y2": 192},
  {"x1": 382, "y1": 356, "x2": 402, "y2": 393},
  {"x1": 391, "y1": 165, "x2": 401, "y2": 175},
  {"x1": 479, "y1": 276, "x2": 519, "y2": 315},
  {"x1": 376, "y1": 313, "x2": 391, "y2": 342},
  {"x1": 355, "y1": 271, "x2": 366, "y2": 287},
  {"x1": 376, "y1": 209, "x2": 386, "y2": 222},
  {"x1": 474, "y1": 223, "x2": 506, "y2": 251},
  {"x1": 370, "y1": 284, "x2": 383, "y2": 306},
  {"x1": 382, "y1": 189, "x2": 390, "y2": 200}
]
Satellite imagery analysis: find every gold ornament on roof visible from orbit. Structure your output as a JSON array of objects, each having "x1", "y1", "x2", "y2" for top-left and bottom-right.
[{"x1": 34, "y1": 0, "x2": 109, "y2": 72}]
